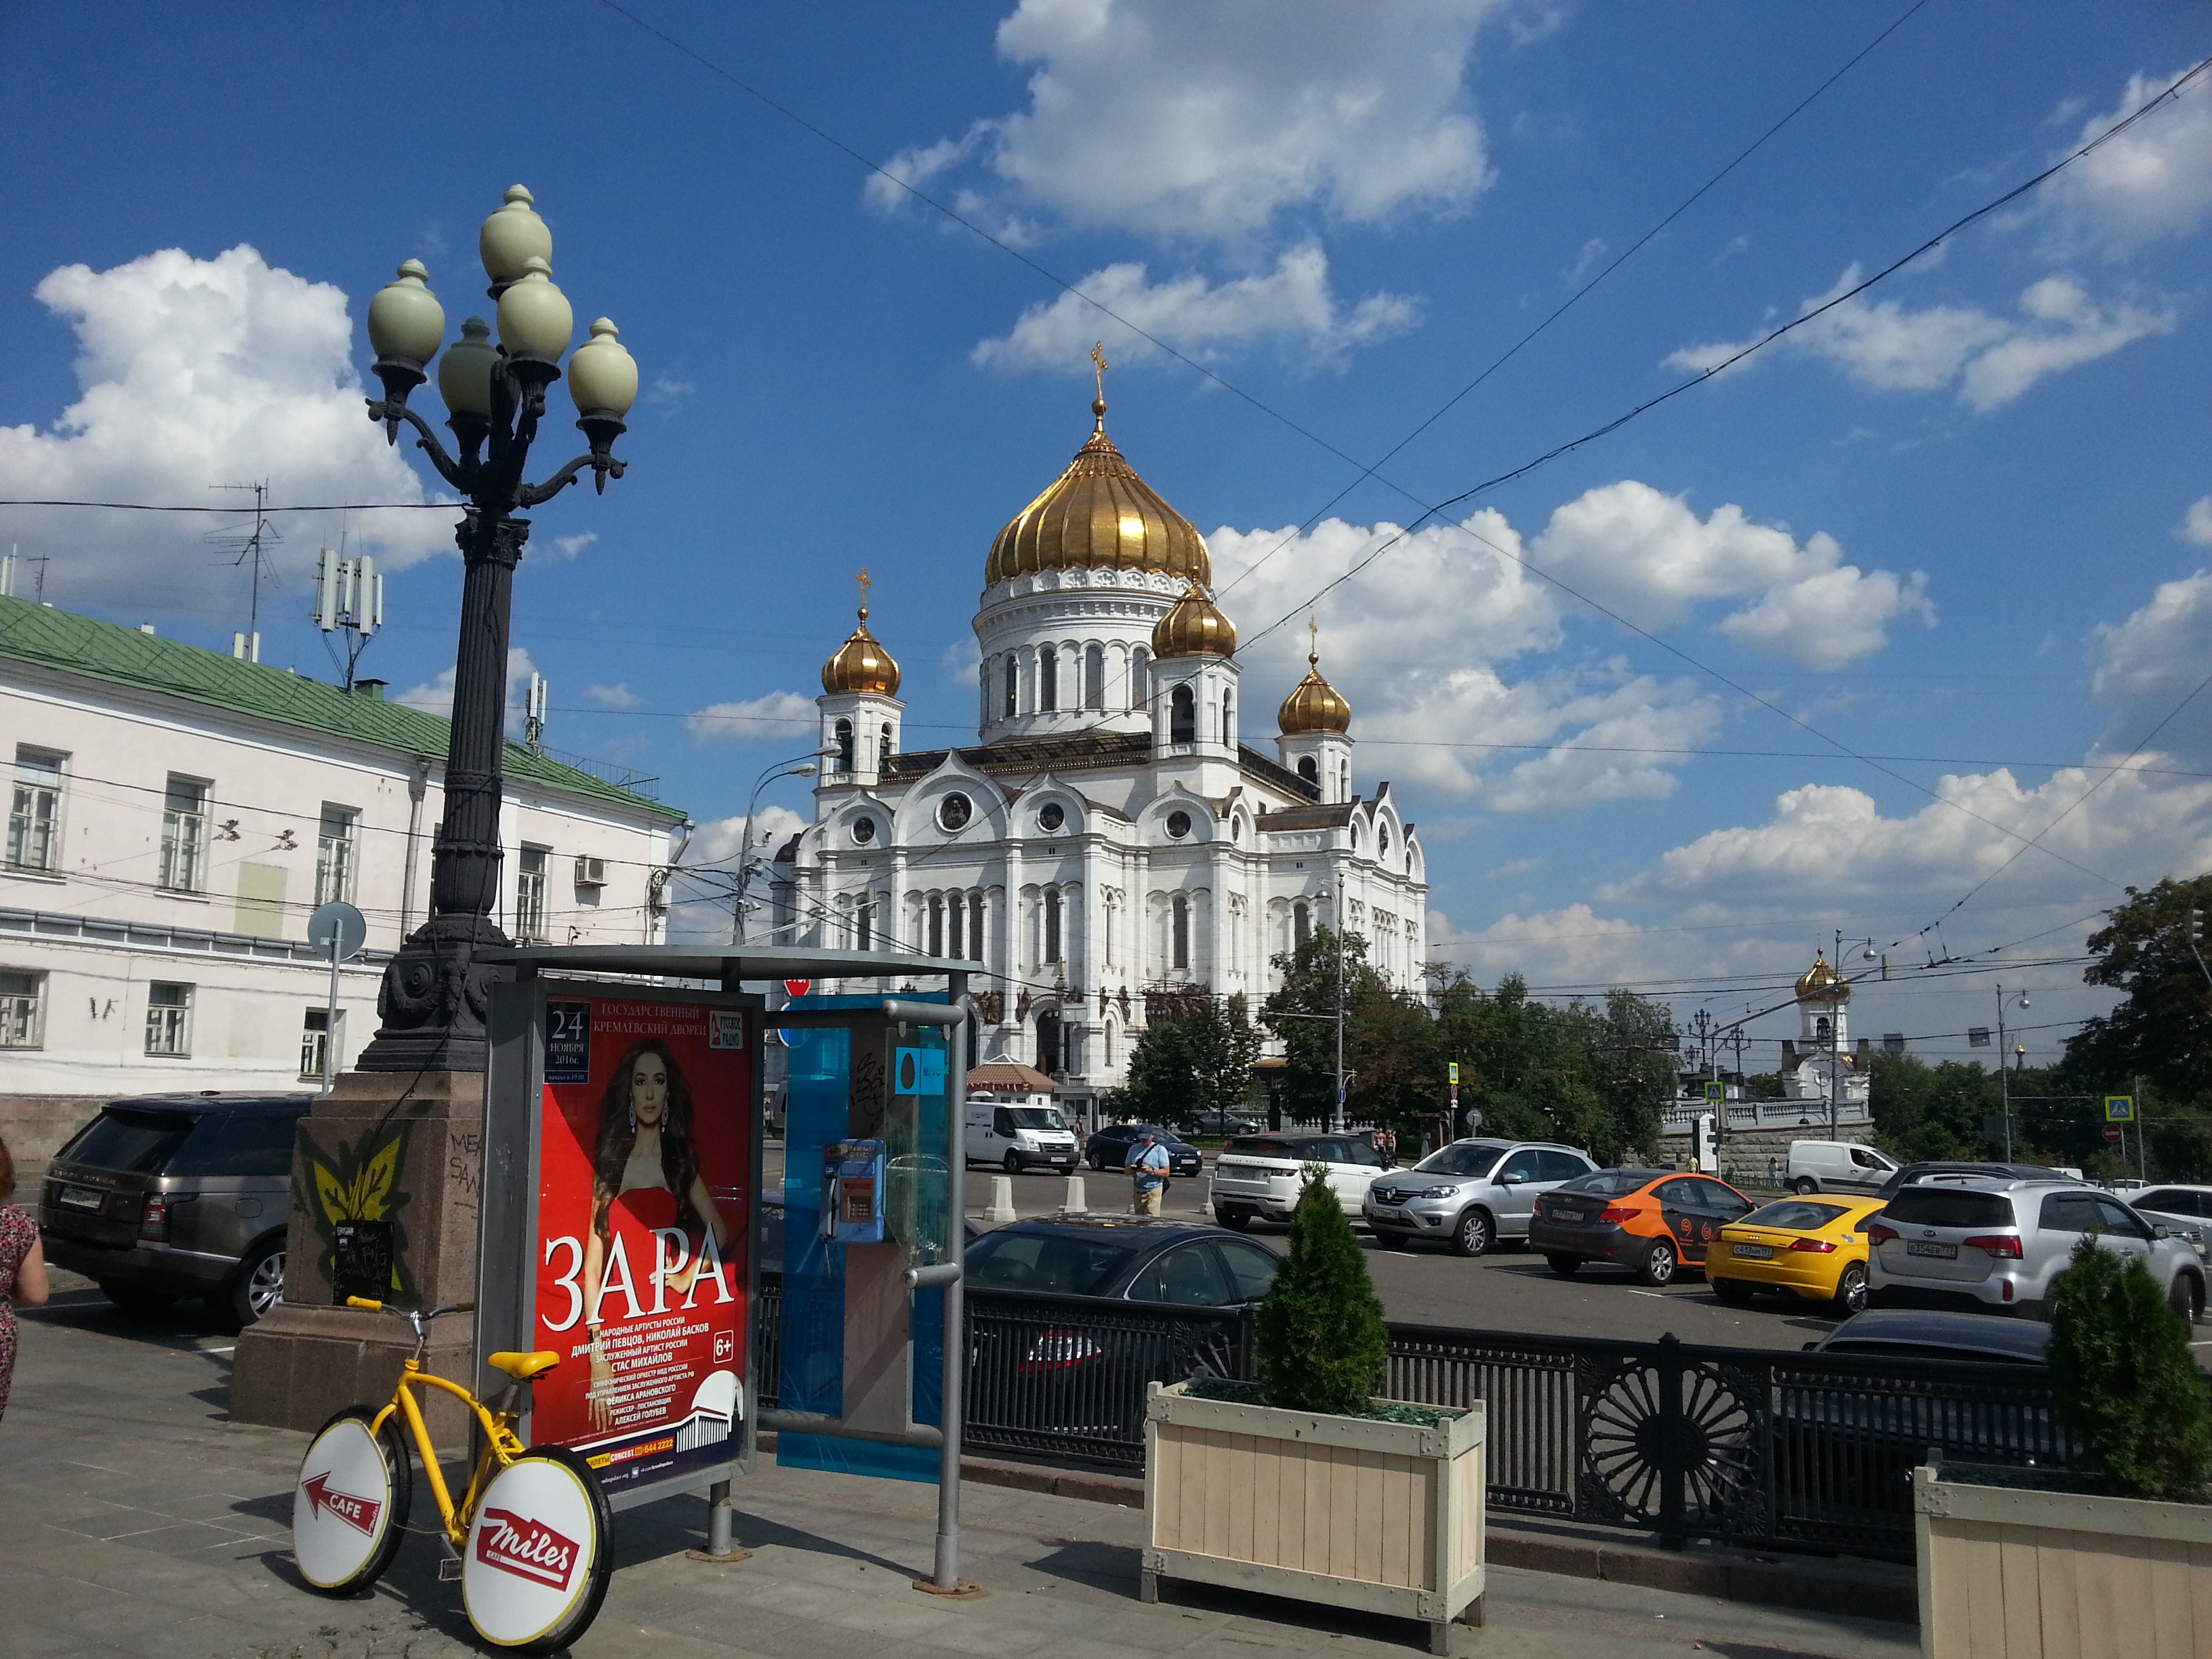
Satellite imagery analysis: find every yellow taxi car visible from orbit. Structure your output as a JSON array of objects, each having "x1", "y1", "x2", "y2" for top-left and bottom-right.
[{"x1": 1708, "y1": 1195, "x2": 1887, "y2": 1315}]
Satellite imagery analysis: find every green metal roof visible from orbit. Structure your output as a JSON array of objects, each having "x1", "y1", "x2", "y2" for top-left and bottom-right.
[{"x1": 0, "y1": 594, "x2": 683, "y2": 821}]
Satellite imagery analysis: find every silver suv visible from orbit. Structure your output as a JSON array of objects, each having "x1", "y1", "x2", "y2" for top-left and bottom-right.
[
  {"x1": 39, "y1": 1092, "x2": 310, "y2": 1328},
  {"x1": 1868, "y1": 1177, "x2": 2207, "y2": 1322},
  {"x1": 1362, "y1": 1139, "x2": 1596, "y2": 1256}
]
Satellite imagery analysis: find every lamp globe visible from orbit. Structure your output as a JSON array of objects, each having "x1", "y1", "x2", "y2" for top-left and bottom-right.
[
  {"x1": 567, "y1": 319, "x2": 638, "y2": 417},
  {"x1": 479, "y1": 184, "x2": 552, "y2": 285},
  {"x1": 367, "y1": 260, "x2": 445, "y2": 366}
]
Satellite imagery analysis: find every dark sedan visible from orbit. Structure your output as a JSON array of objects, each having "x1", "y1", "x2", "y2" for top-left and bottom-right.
[
  {"x1": 1082, "y1": 1122, "x2": 1202, "y2": 1176},
  {"x1": 963, "y1": 1215, "x2": 1279, "y2": 1448},
  {"x1": 1869, "y1": 1161, "x2": 2078, "y2": 1201}
]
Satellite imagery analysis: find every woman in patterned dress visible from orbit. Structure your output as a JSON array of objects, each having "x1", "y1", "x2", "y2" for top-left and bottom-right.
[{"x1": 1, "y1": 1134, "x2": 53, "y2": 1420}]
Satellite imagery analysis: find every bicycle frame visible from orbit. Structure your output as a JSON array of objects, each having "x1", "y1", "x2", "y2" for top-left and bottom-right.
[{"x1": 371, "y1": 1363, "x2": 529, "y2": 1547}]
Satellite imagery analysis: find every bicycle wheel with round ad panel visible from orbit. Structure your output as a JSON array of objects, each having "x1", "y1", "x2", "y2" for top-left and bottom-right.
[
  {"x1": 461, "y1": 1446, "x2": 613, "y2": 1652},
  {"x1": 293, "y1": 1407, "x2": 411, "y2": 1595}
]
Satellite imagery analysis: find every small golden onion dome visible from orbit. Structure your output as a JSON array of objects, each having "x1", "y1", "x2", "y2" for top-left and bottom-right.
[
  {"x1": 821, "y1": 607, "x2": 901, "y2": 697},
  {"x1": 1795, "y1": 951, "x2": 1850, "y2": 1004},
  {"x1": 1153, "y1": 583, "x2": 1236, "y2": 659},
  {"x1": 985, "y1": 398, "x2": 1212, "y2": 588},
  {"x1": 1278, "y1": 651, "x2": 1351, "y2": 735}
]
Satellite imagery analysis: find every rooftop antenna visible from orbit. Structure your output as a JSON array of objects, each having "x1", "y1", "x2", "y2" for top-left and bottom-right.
[
  {"x1": 310, "y1": 546, "x2": 384, "y2": 689},
  {"x1": 2, "y1": 548, "x2": 52, "y2": 602},
  {"x1": 524, "y1": 672, "x2": 550, "y2": 753},
  {"x1": 207, "y1": 482, "x2": 280, "y2": 645}
]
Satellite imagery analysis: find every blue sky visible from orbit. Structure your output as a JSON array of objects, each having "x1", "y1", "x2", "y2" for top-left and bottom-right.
[{"x1": 5, "y1": 1, "x2": 2211, "y2": 1070}]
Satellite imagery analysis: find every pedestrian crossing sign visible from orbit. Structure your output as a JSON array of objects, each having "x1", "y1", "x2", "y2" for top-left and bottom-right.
[{"x1": 2104, "y1": 1095, "x2": 2135, "y2": 1122}]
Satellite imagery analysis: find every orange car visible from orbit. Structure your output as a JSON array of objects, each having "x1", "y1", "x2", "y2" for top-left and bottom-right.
[{"x1": 1526, "y1": 1168, "x2": 1758, "y2": 1287}]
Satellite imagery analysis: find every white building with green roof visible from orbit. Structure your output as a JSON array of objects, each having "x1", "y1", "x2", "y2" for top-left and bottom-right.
[{"x1": 0, "y1": 594, "x2": 688, "y2": 1174}]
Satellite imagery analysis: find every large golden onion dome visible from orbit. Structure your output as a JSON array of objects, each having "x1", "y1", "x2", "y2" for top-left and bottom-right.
[
  {"x1": 985, "y1": 395, "x2": 1211, "y2": 588},
  {"x1": 1278, "y1": 627, "x2": 1351, "y2": 734},
  {"x1": 1152, "y1": 583, "x2": 1236, "y2": 659},
  {"x1": 1795, "y1": 951, "x2": 1850, "y2": 1004},
  {"x1": 821, "y1": 594, "x2": 901, "y2": 697}
]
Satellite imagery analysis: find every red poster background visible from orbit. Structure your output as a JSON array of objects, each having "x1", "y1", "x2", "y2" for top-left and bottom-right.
[{"x1": 532, "y1": 995, "x2": 753, "y2": 1496}]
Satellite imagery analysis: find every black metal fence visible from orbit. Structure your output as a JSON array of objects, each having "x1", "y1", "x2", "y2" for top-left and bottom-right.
[{"x1": 752, "y1": 1278, "x2": 2069, "y2": 1562}]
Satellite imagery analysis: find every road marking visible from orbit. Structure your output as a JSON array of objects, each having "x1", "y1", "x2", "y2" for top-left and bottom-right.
[
  {"x1": 202, "y1": 1345, "x2": 237, "y2": 1355},
  {"x1": 1626, "y1": 1290, "x2": 1666, "y2": 1298}
]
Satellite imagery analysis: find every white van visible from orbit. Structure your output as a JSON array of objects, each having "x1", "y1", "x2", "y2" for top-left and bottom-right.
[
  {"x1": 962, "y1": 1094, "x2": 1081, "y2": 1173},
  {"x1": 1788, "y1": 1139, "x2": 1899, "y2": 1195}
]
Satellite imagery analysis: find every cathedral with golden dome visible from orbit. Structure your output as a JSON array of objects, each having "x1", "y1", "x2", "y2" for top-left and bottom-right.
[{"x1": 771, "y1": 382, "x2": 1427, "y2": 1093}]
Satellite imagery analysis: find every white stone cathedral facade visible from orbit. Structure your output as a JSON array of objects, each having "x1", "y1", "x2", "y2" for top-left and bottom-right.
[{"x1": 769, "y1": 394, "x2": 1429, "y2": 1093}]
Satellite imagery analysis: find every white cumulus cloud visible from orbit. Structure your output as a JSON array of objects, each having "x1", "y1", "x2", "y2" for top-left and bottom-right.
[
  {"x1": 684, "y1": 691, "x2": 819, "y2": 745},
  {"x1": 2045, "y1": 64, "x2": 2212, "y2": 251},
  {"x1": 583, "y1": 682, "x2": 643, "y2": 710},
  {"x1": 2182, "y1": 498, "x2": 2212, "y2": 546},
  {"x1": 1666, "y1": 269, "x2": 2173, "y2": 412},
  {"x1": 874, "y1": 0, "x2": 1504, "y2": 245},
  {"x1": 972, "y1": 244, "x2": 1418, "y2": 372},
  {"x1": 397, "y1": 647, "x2": 539, "y2": 729},
  {"x1": 0, "y1": 245, "x2": 453, "y2": 616}
]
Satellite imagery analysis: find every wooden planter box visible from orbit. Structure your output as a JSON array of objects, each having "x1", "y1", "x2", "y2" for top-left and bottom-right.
[
  {"x1": 1912, "y1": 1465, "x2": 2212, "y2": 1659},
  {"x1": 1143, "y1": 1381, "x2": 1486, "y2": 1654}
]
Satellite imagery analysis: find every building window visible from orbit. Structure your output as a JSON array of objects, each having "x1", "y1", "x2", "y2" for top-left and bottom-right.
[
  {"x1": 1297, "y1": 755, "x2": 1318, "y2": 785},
  {"x1": 969, "y1": 894, "x2": 984, "y2": 962},
  {"x1": 1040, "y1": 647, "x2": 1058, "y2": 712},
  {"x1": 1103, "y1": 1021, "x2": 1116, "y2": 1067},
  {"x1": 1171, "y1": 895, "x2": 1189, "y2": 971},
  {"x1": 856, "y1": 896, "x2": 875, "y2": 952},
  {"x1": 7, "y1": 747, "x2": 64, "y2": 873},
  {"x1": 0, "y1": 970, "x2": 43, "y2": 1047},
  {"x1": 1130, "y1": 647, "x2": 1150, "y2": 710},
  {"x1": 1165, "y1": 810, "x2": 1191, "y2": 839},
  {"x1": 833, "y1": 718, "x2": 853, "y2": 773},
  {"x1": 516, "y1": 846, "x2": 549, "y2": 943},
  {"x1": 1170, "y1": 684, "x2": 1195, "y2": 743},
  {"x1": 1003, "y1": 657, "x2": 1018, "y2": 718},
  {"x1": 159, "y1": 775, "x2": 208, "y2": 892},
  {"x1": 947, "y1": 891, "x2": 965, "y2": 959},
  {"x1": 1084, "y1": 644, "x2": 1104, "y2": 710},
  {"x1": 881, "y1": 722, "x2": 894, "y2": 762},
  {"x1": 1044, "y1": 888, "x2": 1062, "y2": 966},
  {"x1": 145, "y1": 982, "x2": 193, "y2": 1056},
  {"x1": 1221, "y1": 691, "x2": 1233, "y2": 745},
  {"x1": 300, "y1": 1006, "x2": 343, "y2": 1078},
  {"x1": 315, "y1": 805, "x2": 357, "y2": 905},
  {"x1": 928, "y1": 897, "x2": 944, "y2": 958},
  {"x1": 938, "y1": 792, "x2": 972, "y2": 832},
  {"x1": 1294, "y1": 900, "x2": 1311, "y2": 949}
]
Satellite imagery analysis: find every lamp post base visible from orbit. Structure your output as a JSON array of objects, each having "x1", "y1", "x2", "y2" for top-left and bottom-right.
[{"x1": 354, "y1": 912, "x2": 514, "y2": 1074}]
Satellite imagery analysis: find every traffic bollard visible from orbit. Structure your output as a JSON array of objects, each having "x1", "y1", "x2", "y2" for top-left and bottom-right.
[{"x1": 984, "y1": 1174, "x2": 1017, "y2": 1224}]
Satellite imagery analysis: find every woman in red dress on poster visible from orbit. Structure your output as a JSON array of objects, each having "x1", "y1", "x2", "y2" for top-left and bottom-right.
[{"x1": 579, "y1": 1040, "x2": 735, "y2": 1431}]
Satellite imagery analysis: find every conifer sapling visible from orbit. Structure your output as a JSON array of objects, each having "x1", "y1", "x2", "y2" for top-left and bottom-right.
[
  {"x1": 2047, "y1": 1233, "x2": 2212, "y2": 1501},
  {"x1": 1255, "y1": 1167, "x2": 1389, "y2": 1415}
]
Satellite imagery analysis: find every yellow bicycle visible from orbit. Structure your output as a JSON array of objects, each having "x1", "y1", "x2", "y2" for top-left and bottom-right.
[{"x1": 291, "y1": 1297, "x2": 612, "y2": 1653}]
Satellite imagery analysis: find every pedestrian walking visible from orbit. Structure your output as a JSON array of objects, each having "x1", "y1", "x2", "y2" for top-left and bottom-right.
[
  {"x1": 0, "y1": 1134, "x2": 52, "y2": 1422},
  {"x1": 1127, "y1": 1127, "x2": 1171, "y2": 1216},
  {"x1": 1375, "y1": 1128, "x2": 1397, "y2": 1166}
]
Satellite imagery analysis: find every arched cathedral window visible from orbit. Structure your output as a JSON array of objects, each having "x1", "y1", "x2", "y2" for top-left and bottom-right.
[
  {"x1": 1004, "y1": 657, "x2": 1018, "y2": 718},
  {"x1": 1170, "y1": 684, "x2": 1195, "y2": 744},
  {"x1": 1040, "y1": 647, "x2": 1059, "y2": 712},
  {"x1": 1298, "y1": 755, "x2": 1318, "y2": 785},
  {"x1": 1084, "y1": 643, "x2": 1105, "y2": 710},
  {"x1": 833, "y1": 718, "x2": 853, "y2": 773}
]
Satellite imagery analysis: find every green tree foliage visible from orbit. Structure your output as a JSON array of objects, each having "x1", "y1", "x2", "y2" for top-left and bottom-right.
[
  {"x1": 2046, "y1": 1235, "x2": 2212, "y2": 1500},
  {"x1": 1108, "y1": 993, "x2": 1263, "y2": 1132},
  {"x1": 1868, "y1": 1053, "x2": 2002, "y2": 1162},
  {"x1": 1254, "y1": 1168, "x2": 1389, "y2": 1415},
  {"x1": 2067, "y1": 876, "x2": 2212, "y2": 1103}
]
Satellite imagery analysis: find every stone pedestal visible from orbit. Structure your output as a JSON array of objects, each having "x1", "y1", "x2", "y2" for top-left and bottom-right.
[{"x1": 231, "y1": 1070, "x2": 487, "y2": 1444}]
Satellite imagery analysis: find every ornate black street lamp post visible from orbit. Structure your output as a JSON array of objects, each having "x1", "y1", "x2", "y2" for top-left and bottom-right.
[{"x1": 352, "y1": 186, "x2": 637, "y2": 1072}]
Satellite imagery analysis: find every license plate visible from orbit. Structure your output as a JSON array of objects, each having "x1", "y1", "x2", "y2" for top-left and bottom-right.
[
  {"x1": 59, "y1": 1186, "x2": 104, "y2": 1212},
  {"x1": 1906, "y1": 1240, "x2": 1959, "y2": 1259},
  {"x1": 1730, "y1": 1243, "x2": 1774, "y2": 1260},
  {"x1": 1369, "y1": 1207, "x2": 1405, "y2": 1221},
  {"x1": 1551, "y1": 1208, "x2": 1584, "y2": 1223}
]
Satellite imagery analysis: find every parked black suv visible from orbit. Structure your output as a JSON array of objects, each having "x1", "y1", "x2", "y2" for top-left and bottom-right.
[{"x1": 39, "y1": 1092, "x2": 311, "y2": 1327}]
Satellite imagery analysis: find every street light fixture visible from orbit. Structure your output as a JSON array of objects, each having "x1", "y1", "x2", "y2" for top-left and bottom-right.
[
  {"x1": 731, "y1": 751, "x2": 830, "y2": 945},
  {"x1": 1994, "y1": 984, "x2": 2030, "y2": 1162},
  {"x1": 355, "y1": 186, "x2": 639, "y2": 1073}
]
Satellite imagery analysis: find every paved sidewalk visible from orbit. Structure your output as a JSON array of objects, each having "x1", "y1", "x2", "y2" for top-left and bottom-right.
[{"x1": 3, "y1": 1277, "x2": 1921, "y2": 1659}]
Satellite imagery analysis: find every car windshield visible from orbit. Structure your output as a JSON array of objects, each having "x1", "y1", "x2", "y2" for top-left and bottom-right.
[
  {"x1": 1003, "y1": 1107, "x2": 1066, "y2": 1130},
  {"x1": 965, "y1": 1229, "x2": 1143, "y2": 1296},
  {"x1": 1740, "y1": 1200, "x2": 1850, "y2": 1231},
  {"x1": 1555, "y1": 1170, "x2": 1656, "y2": 1199},
  {"x1": 1884, "y1": 1187, "x2": 2015, "y2": 1229},
  {"x1": 1414, "y1": 1144, "x2": 1504, "y2": 1179},
  {"x1": 61, "y1": 1108, "x2": 200, "y2": 1174}
]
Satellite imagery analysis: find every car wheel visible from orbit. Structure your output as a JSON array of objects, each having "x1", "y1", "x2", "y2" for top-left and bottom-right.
[
  {"x1": 1638, "y1": 1238, "x2": 1678, "y2": 1288},
  {"x1": 1544, "y1": 1254, "x2": 1580, "y2": 1277},
  {"x1": 2169, "y1": 1273, "x2": 2205, "y2": 1326},
  {"x1": 1709, "y1": 1277, "x2": 1755, "y2": 1305},
  {"x1": 1215, "y1": 1208, "x2": 1253, "y2": 1231},
  {"x1": 97, "y1": 1282, "x2": 178, "y2": 1314},
  {"x1": 1448, "y1": 1208, "x2": 1494, "y2": 1258},
  {"x1": 1833, "y1": 1262, "x2": 1870, "y2": 1316},
  {"x1": 1793, "y1": 1177, "x2": 1819, "y2": 1195},
  {"x1": 222, "y1": 1238, "x2": 287, "y2": 1329},
  {"x1": 1004, "y1": 1151, "x2": 1023, "y2": 1175}
]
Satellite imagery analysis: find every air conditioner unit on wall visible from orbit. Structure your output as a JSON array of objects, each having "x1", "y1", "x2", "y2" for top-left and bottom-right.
[{"x1": 574, "y1": 855, "x2": 607, "y2": 888}]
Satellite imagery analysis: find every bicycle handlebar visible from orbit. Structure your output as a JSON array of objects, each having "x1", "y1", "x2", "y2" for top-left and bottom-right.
[{"x1": 344, "y1": 1296, "x2": 476, "y2": 1320}]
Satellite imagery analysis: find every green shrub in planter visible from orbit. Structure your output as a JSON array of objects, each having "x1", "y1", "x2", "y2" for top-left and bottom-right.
[
  {"x1": 2047, "y1": 1233, "x2": 2212, "y2": 1500},
  {"x1": 1255, "y1": 1167, "x2": 1389, "y2": 1415}
]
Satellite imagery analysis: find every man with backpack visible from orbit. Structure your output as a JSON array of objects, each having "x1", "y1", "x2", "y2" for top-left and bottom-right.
[{"x1": 1127, "y1": 1126, "x2": 1172, "y2": 1216}]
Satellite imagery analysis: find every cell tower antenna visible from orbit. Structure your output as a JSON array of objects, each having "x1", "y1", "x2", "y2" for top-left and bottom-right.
[{"x1": 207, "y1": 481, "x2": 281, "y2": 634}]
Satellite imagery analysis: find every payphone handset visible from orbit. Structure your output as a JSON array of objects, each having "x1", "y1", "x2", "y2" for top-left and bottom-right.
[{"x1": 822, "y1": 1139, "x2": 888, "y2": 1244}]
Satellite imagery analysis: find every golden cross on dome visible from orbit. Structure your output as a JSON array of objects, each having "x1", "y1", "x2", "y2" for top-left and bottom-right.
[
  {"x1": 1307, "y1": 615, "x2": 1320, "y2": 665},
  {"x1": 856, "y1": 567, "x2": 872, "y2": 619},
  {"x1": 1091, "y1": 341, "x2": 1109, "y2": 401}
]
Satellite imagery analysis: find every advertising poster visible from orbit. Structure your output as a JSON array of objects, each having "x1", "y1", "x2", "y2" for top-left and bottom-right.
[{"x1": 530, "y1": 994, "x2": 755, "y2": 1498}]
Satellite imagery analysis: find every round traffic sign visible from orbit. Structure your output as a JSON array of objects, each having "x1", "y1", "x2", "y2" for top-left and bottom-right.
[
  {"x1": 307, "y1": 901, "x2": 367, "y2": 960},
  {"x1": 783, "y1": 979, "x2": 811, "y2": 1000}
]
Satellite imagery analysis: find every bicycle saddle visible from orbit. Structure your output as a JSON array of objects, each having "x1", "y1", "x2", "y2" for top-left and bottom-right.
[{"x1": 486, "y1": 1350, "x2": 560, "y2": 1381}]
